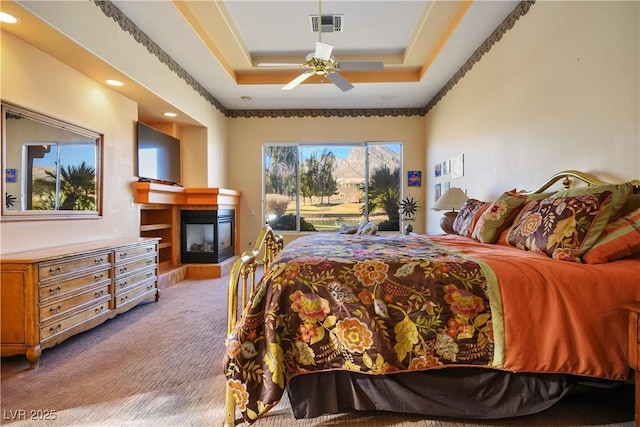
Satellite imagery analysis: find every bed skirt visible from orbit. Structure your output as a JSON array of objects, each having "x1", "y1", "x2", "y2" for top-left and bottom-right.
[{"x1": 286, "y1": 368, "x2": 622, "y2": 419}]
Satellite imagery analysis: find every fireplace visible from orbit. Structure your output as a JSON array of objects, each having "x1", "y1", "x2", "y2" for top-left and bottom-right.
[{"x1": 180, "y1": 209, "x2": 235, "y2": 263}]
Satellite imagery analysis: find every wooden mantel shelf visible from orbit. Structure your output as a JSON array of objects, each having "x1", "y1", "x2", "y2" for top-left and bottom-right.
[{"x1": 134, "y1": 182, "x2": 242, "y2": 206}]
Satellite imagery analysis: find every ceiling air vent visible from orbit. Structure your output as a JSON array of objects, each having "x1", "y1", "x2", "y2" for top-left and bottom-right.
[{"x1": 310, "y1": 15, "x2": 343, "y2": 33}]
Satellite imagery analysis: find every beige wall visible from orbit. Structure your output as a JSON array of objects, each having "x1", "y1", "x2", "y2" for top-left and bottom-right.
[
  {"x1": 227, "y1": 115, "x2": 425, "y2": 249},
  {"x1": 1, "y1": 33, "x2": 140, "y2": 254},
  {"x1": 424, "y1": 1, "x2": 640, "y2": 234}
]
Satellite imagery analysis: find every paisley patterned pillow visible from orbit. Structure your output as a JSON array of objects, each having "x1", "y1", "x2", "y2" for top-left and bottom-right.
[
  {"x1": 506, "y1": 191, "x2": 613, "y2": 262},
  {"x1": 452, "y1": 199, "x2": 489, "y2": 238}
]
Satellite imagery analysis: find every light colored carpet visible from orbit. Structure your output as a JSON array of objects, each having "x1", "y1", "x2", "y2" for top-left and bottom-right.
[{"x1": 1, "y1": 276, "x2": 634, "y2": 427}]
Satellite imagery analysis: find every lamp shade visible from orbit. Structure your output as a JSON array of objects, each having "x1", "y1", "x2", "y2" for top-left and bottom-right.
[{"x1": 432, "y1": 187, "x2": 469, "y2": 211}]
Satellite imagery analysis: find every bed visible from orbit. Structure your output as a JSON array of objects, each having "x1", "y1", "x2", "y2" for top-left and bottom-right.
[{"x1": 223, "y1": 170, "x2": 640, "y2": 426}]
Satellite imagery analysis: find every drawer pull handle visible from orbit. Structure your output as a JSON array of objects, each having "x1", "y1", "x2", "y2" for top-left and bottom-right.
[
  {"x1": 95, "y1": 290, "x2": 104, "y2": 297},
  {"x1": 119, "y1": 267, "x2": 127, "y2": 274},
  {"x1": 48, "y1": 266, "x2": 62, "y2": 275},
  {"x1": 146, "y1": 247, "x2": 152, "y2": 252},
  {"x1": 49, "y1": 286, "x2": 62, "y2": 295},
  {"x1": 119, "y1": 252, "x2": 128, "y2": 259},
  {"x1": 49, "y1": 305, "x2": 62, "y2": 314},
  {"x1": 119, "y1": 281, "x2": 128, "y2": 288},
  {"x1": 50, "y1": 324, "x2": 62, "y2": 333},
  {"x1": 120, "y1": 296, "x2": 128, "y2": 303},
  {"x1": 94, "y1": 273, "x2": 104, "y2": 281},
  {"x1": 95, "y1": 306, "x2": 105, "y2": 314},
  {"x1": 146, "y1": 259, "x2": 153, "y2": 265},
  {"x1": 146, "y1": 272, "x2": 153, "y2": 278},
  {"x1": 94, "y1": 257, "x2": 104, "y2": 264},
  {"x1": 146, "y1": 285, "x2": 154, "y2": 291}
]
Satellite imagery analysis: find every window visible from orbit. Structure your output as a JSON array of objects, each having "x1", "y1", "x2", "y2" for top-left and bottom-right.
[{"x1": 263, "y1": 143, "x2": 402, "y2": 232}]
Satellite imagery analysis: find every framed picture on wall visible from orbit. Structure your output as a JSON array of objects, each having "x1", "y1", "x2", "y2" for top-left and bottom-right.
[
  {"x1": 435, "y1": 163, "x2": 442, "y2": 177},
  {"x1": 435, "y1": 183, "x2": 442, "y2": 202},
  {"x1": 451, "y1": 154, "x2": 464, "y2": 179},
  {"x1": 408, "y1": 170, "x2": 422, "y2": 187},
  {"x1": 5, "y1": 168, "x2": 16, "y2": 183}
]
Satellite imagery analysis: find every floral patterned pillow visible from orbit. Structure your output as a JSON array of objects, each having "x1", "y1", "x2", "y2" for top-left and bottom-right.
[
  {"x1": 452, "y1": 199, "x2": 489, "y2": 238},
  {"x1": 553, "y1": 182, "x2": 633, "y2": 221},
  {"x1": 473, "y1": 191, "x2": 527, "y2": 243},
  {"x1": 506, "y1": 191, "x2": 613, "y2": 262}
]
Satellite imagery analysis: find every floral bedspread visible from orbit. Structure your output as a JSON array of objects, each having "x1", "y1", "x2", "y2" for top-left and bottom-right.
[{"x1": 224, "y1": 233, "x2": 503, "y2": 423}]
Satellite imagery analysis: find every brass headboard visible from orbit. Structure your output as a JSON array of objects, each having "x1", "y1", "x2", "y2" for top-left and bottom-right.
[{"x1": 521, "y1": 169, "x2": 640, "y2": 195}]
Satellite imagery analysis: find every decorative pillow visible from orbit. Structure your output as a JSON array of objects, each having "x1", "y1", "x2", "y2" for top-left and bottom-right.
[
  {"x1": 356, "y1": 217, "x2": 369, "y2": 234},
  {"x1": 357, "y1": 221, "x2": 378, "y2": 235},
  {"x1": 524, "y1": 192, "x2": 554, "y2": 201},
  {"x1": 617, "y1": 193, "x2": 640, "y2": 219},
  {"x1": 506, "y1": 191, "x2": 613, "y2": 262},
  {"x1": 473, "y1": 191, "x2": 527, "y2": 243},
  {"x1": 452, "y1": 199, "x2": 489, "y2": 238},
  {"x1": 553, "y1": 182, "x2": 633, "y2": 221},
  {"x1": 582, "y1": 207, "x2": 640, "y2": 264},
  {"x1": 338, "y1": 224, "x2": 358, "y2": 234}
]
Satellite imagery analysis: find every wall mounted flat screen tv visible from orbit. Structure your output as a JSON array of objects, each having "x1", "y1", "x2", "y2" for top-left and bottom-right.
[{"x1": 136, "y1": 122, "x2": 181, "y2": 185}]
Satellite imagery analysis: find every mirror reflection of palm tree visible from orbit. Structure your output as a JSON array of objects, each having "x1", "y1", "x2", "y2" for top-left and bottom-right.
[{"x1": 34, "y1": 161, "x2": 96, "y2": 210}]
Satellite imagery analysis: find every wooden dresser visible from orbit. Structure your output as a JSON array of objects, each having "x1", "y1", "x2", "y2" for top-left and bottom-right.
[{"x1": 1, "y1": 237, "x2": 159, "y2": 368}]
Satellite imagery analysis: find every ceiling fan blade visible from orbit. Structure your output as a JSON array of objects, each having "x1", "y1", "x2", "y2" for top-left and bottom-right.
[
  {"x1": 327, "y1": 72, "x2": 354, "y2": 92},
  {"x1": 258, "y1": 62, "x2": 302, "y2": 67},
  {"x1": 337, "y1": 61, "x2": 384, "y2": 71},
  {"x1": 282, "y1": 71, "x2": 314, "y2": 90},
  {"x1": 315, "y1": 42, "x2": 333, "y2": 61}
]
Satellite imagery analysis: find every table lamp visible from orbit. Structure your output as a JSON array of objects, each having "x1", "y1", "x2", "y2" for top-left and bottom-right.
[{"x1": 432, "y1": 187, "x2": 469, "y2": 234}]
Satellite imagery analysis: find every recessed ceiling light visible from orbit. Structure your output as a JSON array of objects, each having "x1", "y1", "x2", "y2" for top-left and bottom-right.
[
  {"x1": 163, "y1": 112, "x2": 177, "y2": 117},
  {"x1": 0, "y1": 12, "x2": 19, "y2": 24},
  {"x1": 106, "y1": 79, "x2": 124, "y2": 86},
  {"x1": 240, "y1": 96, "x2": 252, "y2": 102}
]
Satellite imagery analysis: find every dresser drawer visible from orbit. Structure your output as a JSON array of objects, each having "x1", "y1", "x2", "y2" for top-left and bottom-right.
[
  {"x1": 114, "y1": 243, "x2": 156, "y2": 264},
  {"x1": 114, "y1": 268, "x2": 156, "y2": 294},
  {"x1": 115, "y1": 280, "x2": 157, "y2": 308},
  {"x1": 39, "y1": 252, "x2": 111, "y2": 282},
  {"x1": 40, "y1": 298, "x2": 111, "y2": 342},
  {"x1": 114, "y1": 256, "x2": 157, "y2": 278},
  {"x1": 38, "y1": 267, "x2": 112, "y2": 303},
  {"x1": 40, "y1": 284, "x2": 111, "y2": 322}
]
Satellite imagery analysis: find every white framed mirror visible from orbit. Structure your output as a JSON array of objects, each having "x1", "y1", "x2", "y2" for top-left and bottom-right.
[{"x1": 1, "y1": 103, "x2": 103, "y2": 220}]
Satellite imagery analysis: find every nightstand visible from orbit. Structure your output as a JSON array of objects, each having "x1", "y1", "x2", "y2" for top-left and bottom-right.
[{"x1": 623, "y1": 301, "x2": 640, "y2": 424}]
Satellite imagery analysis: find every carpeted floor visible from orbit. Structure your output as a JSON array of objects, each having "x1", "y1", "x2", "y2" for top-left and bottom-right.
[{"x1": 1, "y1": 276, "x2": 635, "y2": 427}]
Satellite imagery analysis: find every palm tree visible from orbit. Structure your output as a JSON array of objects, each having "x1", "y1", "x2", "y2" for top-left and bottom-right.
[{"x1": 34, "y1": 162, "x2": 96, "y2": 210}]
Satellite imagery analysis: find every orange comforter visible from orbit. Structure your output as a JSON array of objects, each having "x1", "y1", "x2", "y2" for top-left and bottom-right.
[{"x1": 432, "y1": 234, "x2": 640, "y2": 380}]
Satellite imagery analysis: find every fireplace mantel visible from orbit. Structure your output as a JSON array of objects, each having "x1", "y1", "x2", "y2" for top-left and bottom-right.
[{"x1": 134, "y1": 182, "x2": 242, "y2": 206}]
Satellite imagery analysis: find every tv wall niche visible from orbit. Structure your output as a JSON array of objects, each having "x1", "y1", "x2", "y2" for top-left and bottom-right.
[{"x1": 136, "y1": 122, "x2": 181, "y2": 185}]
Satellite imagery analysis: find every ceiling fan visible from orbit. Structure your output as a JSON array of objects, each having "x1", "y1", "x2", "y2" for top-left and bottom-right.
[{"x1": 258, "y1": 1, "x2": 384, "y2": 92}]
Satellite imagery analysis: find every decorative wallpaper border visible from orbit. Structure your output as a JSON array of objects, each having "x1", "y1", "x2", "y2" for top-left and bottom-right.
[{"x1": 93, "y1": 0, "x2": 535, "y2": 119}]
